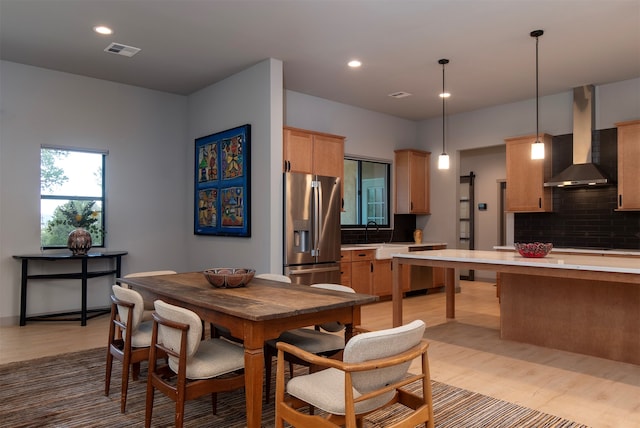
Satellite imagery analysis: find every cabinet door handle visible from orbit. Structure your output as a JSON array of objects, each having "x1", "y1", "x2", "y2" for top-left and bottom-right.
[
  {"x1": 619, "y1": 194, "x2": 622, "y2": 207},
  {"x1": 538, "y1": 197, "x2": 542, "y2": 209},
  {"x1": 410, "y1": 201, "x2": 413, "y2": 210},
  {"x1": 370, "y1": 262, "x2": 373, "y2": 273}
]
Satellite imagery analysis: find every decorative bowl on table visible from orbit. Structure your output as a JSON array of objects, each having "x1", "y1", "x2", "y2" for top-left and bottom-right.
[
  {"x1": 203, "y1": 268, "x2": 255, "y2": 288},
  {"x1": 514, "y1": 242, "x2": 553, "y2": 258}
]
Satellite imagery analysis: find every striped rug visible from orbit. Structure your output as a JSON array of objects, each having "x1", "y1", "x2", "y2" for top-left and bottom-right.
[{"x1": 0, "y1": 348, "x2": 589, "y2": 427}]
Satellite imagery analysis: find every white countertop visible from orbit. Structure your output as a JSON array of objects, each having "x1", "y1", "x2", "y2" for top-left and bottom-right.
[
  {"x1": 341, "y1": 242, "x2": 446, "y2": 251},
  {"x1": 392, "y1": 249, "x2": 640, "y2": 275},
  {"x1": 493, "y1": 245, "x2": 640, "y2": 257}
]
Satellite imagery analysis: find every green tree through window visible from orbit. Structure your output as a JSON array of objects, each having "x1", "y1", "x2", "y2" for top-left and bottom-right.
[{"x1": 40, "y1": 147, "x2": 106, "y2": 248}]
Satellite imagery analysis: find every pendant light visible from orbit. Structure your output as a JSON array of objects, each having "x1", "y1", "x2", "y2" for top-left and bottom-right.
[
  {"x1": 530, "y1": 29, "x2": 545, "y2": 160},
  {"x1": 438, "y1": 58, "x2": 450, "y2": 170}
]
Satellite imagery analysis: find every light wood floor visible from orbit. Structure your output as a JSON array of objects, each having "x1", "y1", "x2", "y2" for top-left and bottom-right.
[{"x1": 1, "y1": 281, "x2": 638, "y2": 428}]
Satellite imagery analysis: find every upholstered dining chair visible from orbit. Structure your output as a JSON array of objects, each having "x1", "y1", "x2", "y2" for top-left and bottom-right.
[
  {"x1": 275, "y1": 319, "x2": 434, "y2": 428},
  {"x1": 255, "y1": 272, "x2": 292, "y2": 283},
  {"x1": 145, "y1": 300, "x2": 246, "y2": 428},
  {"x1": 264, "y1": 283, "x2": 356, "y2": 403},
  {"x1": 105, "y1": 285, "x2": 155, "y2": 413},
  {"x1": 122, "y1": 270, "x2": 177, "y2": 321}
]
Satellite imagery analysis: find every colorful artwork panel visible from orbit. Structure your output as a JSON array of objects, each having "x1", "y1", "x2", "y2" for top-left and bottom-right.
[{"x1": 194, "y1": 124, "x2": 250, "y2": 237}]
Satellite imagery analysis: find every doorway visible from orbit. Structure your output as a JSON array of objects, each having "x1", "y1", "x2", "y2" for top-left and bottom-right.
[{"x1": 459, "y1": 172, "x2": 475, "y2": 280}]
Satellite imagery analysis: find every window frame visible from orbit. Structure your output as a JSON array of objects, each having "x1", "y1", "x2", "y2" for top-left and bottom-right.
[
  {"x1": 341, "y1": 156, "x2": 391, "y2": 229},
  {"x1": 40, "y1": 146, "x2": 107, "y2": 249}
]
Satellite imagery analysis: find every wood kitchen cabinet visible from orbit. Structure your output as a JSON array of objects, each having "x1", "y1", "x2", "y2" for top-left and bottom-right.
[
  {"x1": 394, "y1": 149, "x2": 431, "y2": 214},
  {"x1": 340, "y1": 250, "x2": 352, "y2": 287},
  {"x1": 505, "y1": 134, "x2": 553, "y2": 212},
  {"x1": 372, "y1": 259, "x2": 411, "y2": 297},
  {"x1": 348, "y1": 249, "x2": 374, "y2": 294},
  {"x1": 615, "y1": 120, "x2": 640, "y2": 210},
  {"x1": 372, "y1": 259, "x2": 392, "y2": 296},
  {"x1": 283, "y1": 126, "x2": 345, "y2": 203}
]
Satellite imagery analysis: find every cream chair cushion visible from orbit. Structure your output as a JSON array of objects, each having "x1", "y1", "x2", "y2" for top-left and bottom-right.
[
  {"x1": 255, "y1": 273, "x2": 291, "y2": 283},
  {"x1": 122, "y1": 270, "x2": 177, "y2": 320},
  {"x1": 310, "y1": 283, "x2": 355, "y2": 332},
  {"x1": 111, "y1": 285, "x2": 153, "y2": 348},
  {"x1": 153, "y1": 300, "x2": 245, "y2": 380},
  {"x1": 286, "y1": 319, "x2": 426, "y2": 415}
]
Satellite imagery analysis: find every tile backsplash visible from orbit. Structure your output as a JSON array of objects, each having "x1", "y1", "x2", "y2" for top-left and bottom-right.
[{"x1": 515, "y1": 128, "x2": 640, "y2": 250}]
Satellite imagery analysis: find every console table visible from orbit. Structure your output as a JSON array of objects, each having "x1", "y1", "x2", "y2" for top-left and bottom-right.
[{"x1": 13, "y1": 251, "x2": 128, "y2": 326}]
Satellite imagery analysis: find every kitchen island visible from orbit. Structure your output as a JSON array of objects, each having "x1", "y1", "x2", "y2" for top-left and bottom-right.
[{"x1": 391, "y1": 249, "x2": 640, "y2": 365}]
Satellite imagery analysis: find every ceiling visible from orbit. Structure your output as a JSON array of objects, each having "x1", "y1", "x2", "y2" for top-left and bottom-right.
[{"x1": 1, "y1": 0, "x2": 639, "y2": 121}]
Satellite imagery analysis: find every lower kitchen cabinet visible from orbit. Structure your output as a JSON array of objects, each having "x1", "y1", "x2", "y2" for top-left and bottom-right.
[
  {"x1": 340, "y1": 250, "x2": 352, "y2": 287},
  {"x1": 372, "y1": 259, "x2": 392, "y2": 296},
  {"x1": 349, "y1": 249, "x2": 374, "y2": 294},
  {"x1": 341, "y1": 246, "x2": 444, "y2": 297}
]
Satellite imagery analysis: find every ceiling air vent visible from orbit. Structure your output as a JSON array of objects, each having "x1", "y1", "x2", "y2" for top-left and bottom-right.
[
  {"x1": 388, "y1": 91, "x2": 412, "y2": 99},
  {"x1": 104, "y1": 42, "x2": 141, "y2": 57}
]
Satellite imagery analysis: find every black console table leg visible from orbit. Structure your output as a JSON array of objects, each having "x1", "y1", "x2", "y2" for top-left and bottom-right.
[
  {"x1": 19, "y1": 259, "x2": 28, "y2": 326},
  {"x1": 81, "y1": 258, "x2": 88, "y2": 326}
]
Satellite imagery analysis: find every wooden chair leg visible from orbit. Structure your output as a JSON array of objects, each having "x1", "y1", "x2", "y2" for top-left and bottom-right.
[
  {"x1": 175, "y1": 394, "x2": 186, "y2": 428},
  {"x1": 132, "y1": 361, "x2": 141, "y2": 381},
  {"x1": 121, "y1": 356, "x2": 131, "y2": 413},
  {"x1": 104, "y1": 350, "x2": 113, "y2": 396},
  {"x1": 144, "y1": 382, "x2": 154, "y2": 428},
  {"x1": 211, "y1": 392, "x2": 218, "y2": 415}
]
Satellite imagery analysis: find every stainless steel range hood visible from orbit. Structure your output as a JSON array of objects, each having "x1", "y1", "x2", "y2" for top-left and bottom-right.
[{"x1": 544, "y1": 85, "x2": 611, "y2": 187}]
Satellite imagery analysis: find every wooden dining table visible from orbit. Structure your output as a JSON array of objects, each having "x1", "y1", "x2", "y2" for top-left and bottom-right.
[{"x1": 120, "y1": 271, "x2": 378, "y2": 428}]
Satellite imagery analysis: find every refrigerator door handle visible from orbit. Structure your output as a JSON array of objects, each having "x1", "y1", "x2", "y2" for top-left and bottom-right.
[
  {"x1": 288, "y1": 266, "x2": 339, "y2": 275},
  {"x1": 311, "y1": 179, "x2": 321, "y2": 257}
]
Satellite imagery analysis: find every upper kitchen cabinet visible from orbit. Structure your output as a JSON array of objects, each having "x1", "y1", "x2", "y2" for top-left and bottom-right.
[
  {"x1": 505, "y1": 134, "x2": 553, "y2": 212},
  {"x1": 616, "y1": 120, "x2": 640, "y2": 210},
  {"x1": 394, "y1": 149, "x2": 430, "y2": 214},
  {"x1": 283, "y1": 126, "x2": 345, "y2": 201}
]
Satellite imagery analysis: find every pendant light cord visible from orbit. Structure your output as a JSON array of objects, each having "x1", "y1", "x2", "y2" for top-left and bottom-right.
[
  {"x1": 536, "y1": 37, "x2": 540, "y2": 141},
  {"x1": 531, "y1": 30, "x2": 543, "y2": 143},
  {"x1": 439, "y1": 58, "x2": 449, "y2": 154}
]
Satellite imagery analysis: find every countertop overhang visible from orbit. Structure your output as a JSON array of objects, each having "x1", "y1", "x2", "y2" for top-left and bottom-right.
[
  {"x1": 341, "y1": 242, "x2": 447, "y2": 251},
  {"x1": 392, "y1": 249, "x2": 640, "y2": 276}
]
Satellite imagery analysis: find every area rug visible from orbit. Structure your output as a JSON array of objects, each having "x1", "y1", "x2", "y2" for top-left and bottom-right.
[{"x1": 0, "y1": 348, "x2": 589, "y2": 427}]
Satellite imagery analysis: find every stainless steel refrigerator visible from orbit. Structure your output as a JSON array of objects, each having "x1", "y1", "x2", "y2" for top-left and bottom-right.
[{"x1": 283, "y1": 172, "x2": 341, "y2": 285}]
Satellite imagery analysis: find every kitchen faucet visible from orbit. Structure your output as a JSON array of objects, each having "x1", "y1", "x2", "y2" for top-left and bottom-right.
[{"x1": 365, "y1": 220, "x2": 379, "y2": 244}]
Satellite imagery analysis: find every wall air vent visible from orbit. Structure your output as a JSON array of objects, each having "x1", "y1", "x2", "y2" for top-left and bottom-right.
[
  {"x1": 388, "y1": 91, "x2": 412, "y2": 99},
  {"x1": 104, "y1": 42, "x2": 141, "y2": 57}
]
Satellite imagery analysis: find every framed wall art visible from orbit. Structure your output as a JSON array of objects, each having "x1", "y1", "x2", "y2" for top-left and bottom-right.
[{"x1": 194, "y1": 124, "x2": 251, "y2": 237}]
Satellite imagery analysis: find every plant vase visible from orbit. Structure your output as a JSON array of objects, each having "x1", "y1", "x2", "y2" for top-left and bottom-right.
[{"x1": 67, "y1": 227, "x2": 92, "y2": 256}]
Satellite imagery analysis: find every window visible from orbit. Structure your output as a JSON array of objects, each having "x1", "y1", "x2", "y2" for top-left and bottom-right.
[
  {"x1": 341, "y1": 157, "x2": 390, "y2": 227},
  {"x1": 40, "y1": 147, "x2": 106, "y2": 248}
]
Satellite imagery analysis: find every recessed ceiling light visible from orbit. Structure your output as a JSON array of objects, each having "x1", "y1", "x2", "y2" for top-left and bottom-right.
[
  {"x1": 348, "y1": 60, "x2": 362, "y2": 68},
  {"x1": 94, "y1": 26, "x2": 113, "y2": 35}
]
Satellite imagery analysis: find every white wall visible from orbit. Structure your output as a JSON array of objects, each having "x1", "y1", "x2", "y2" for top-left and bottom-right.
[
  {"x1": 186, "y1": 58, "x2": 284, "y2": 274},
  {"x1": 0, "y1": 61, "x2": 188, "y2": 324}
]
